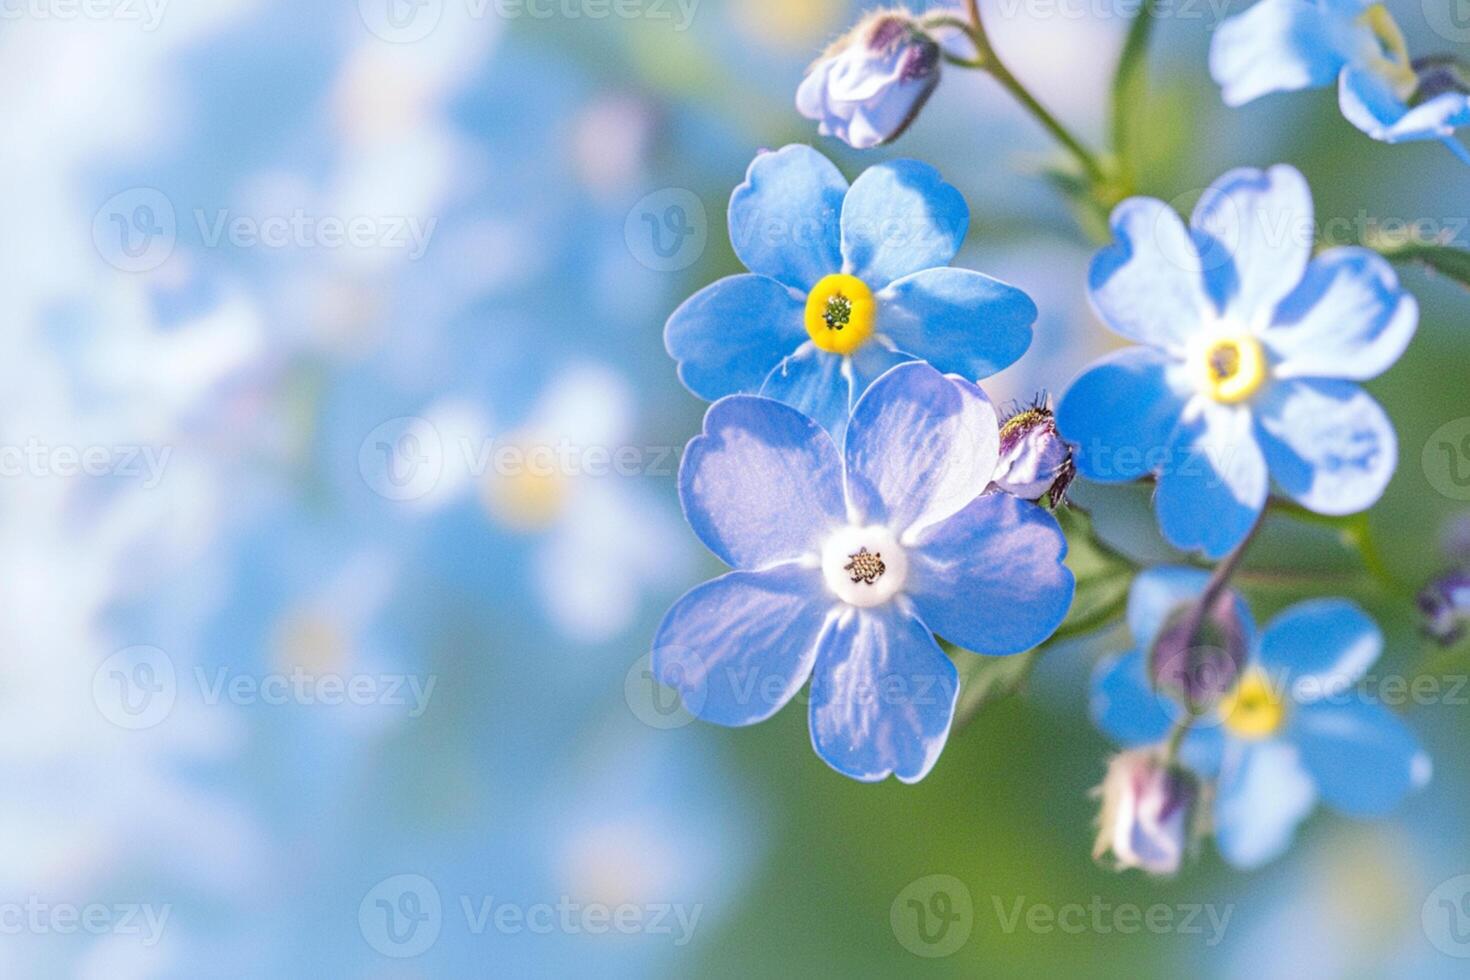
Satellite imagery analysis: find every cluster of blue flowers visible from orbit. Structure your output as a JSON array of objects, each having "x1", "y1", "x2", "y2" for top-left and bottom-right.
[{"x1": 654, "y1": 2, "x2": 1454, "y2": 875}]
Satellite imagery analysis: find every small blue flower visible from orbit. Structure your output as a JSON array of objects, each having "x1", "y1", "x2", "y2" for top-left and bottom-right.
[
  {"x1": 1056, "y1": 165, "x2": 1418, "y2": 558},
  {"x1": 1211, "y1": 0, "x2": 1470, "y2": 161},
  {"x1": 653, "y1": 362, "x2": 1074, "y2": 783},
  {"x1": 1092, "y1": 566, "x2": 1432, "y2": 869},
  {"x1": 665, "y1": 144, "x2": 1038, "y2": 441}
]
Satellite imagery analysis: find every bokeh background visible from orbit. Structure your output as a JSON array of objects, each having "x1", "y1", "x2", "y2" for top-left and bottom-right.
[{"x1": 4, "y1": 0, "x2": 1470, "y2": 975}]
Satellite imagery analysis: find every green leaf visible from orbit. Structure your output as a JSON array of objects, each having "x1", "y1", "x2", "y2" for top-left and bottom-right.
[
  {"x1": 947, "y1": 506, "x2": 1135, "y2": 728},
  {"x1": 1367, "y1": 239, "x2": 1470, "y2": 291}
]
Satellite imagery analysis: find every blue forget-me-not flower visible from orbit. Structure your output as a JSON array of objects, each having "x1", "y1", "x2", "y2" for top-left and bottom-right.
[
  {"x1": 1056, "y1": 165, "x2": 1417, "y2": 558},
  {"x1": 653, "y1": 362, "x2": 1074, "y2": 783},
  {"x1": 665, "y1": 144, "x2": 1038, "y2": 441}
]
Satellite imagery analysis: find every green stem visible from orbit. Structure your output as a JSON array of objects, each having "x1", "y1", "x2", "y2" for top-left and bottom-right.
[
  {"x1": 939, "y1": 2, "x2": 1109, "y2": 185},
  {"x1": 1109, "y1": 0, "x2": 1158, "y2": 187},
  {"x1": 1266, "y1": 498, "x2": 1412, "y2": 597}
]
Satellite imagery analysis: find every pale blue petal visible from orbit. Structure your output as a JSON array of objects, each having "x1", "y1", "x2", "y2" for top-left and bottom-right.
[
  {"x1": 759, "y1": 345, "x2": 855, "y2": 444},
  {"x1": 1209, "y1": 0, "x2": 1355, "y2": 107},
  {"x1": 1155, "y1": 403, "x2": 1268, "y2": 559},
  {"x1": 728, "y1": 145, "x2": 847, "y2": 291},
  {"x1": 844, "y1": 363, "x2": 999, "y2": 537},
  {"x1": 665, "y1": 274, "x2": 806, "y2": 399},
  {"x1": 1127, "y1": 565, "x2": 1254, "y2": 653},
  {"x1": 1254, "y1": 378, "x2": 1396, "y2": 516},
  {"x1": 1190, "y1": 165, "x2": 1314, "y2": 324},
  {"x1": 808, "y1": 604, "x2": 959, "y2": 783},
  {"x1": 1090, "y1": 649, "x2": 1173, "y2": 745},
  {"x1": 680, "y1": 395, "x2": 846, "y2": 569},
  {"x1": 1181, "y1": 726, "x2": 1225, "y2": 779},
  {"x1": 1258, "y1": 599, "x2": 1381, "y2": 701},
  {"x1": 907, "y1": 493, "x2": 1073, "y2": 655},
  {"x1": 1293, "y1": 700, "x2": 1431, "y2": 816},
  {"x1": 838, "y1": 159, "x2": 968, "y2": 289},
  {"x1": 653, "y1": 565, "x2": 830, "y2": 726},
  {"x1": 1214, "y1": 740, "x2": 1318, "y2": 869},
  {"x1": 1262, "y1": 248, "x2": 1418, "y2": 381},
  {"x1": 1340, "y1": 66, "x2": 1470, "y2": 144},
  {"x1": 875, "y1": 268, "x2": 1035, "y2": 380},
  {"x1": 1055, "y1": 347, "x2": 1187, "y2": 483},
  {"x1": 1089, "y1": 197, "x2": 1212, "y2": 350}
]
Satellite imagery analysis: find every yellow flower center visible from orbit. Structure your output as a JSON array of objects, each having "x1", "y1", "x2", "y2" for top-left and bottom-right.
[
  {"x1": 804, "y1": 273, "x2": 876, "y2": 356},
  {"x1": 483, "y1": 444, "x2": 567, "y2": 530},
  {"x1": 1218, "y1": 669, "x2": 1287, "y2": 740},
  {"x1": 1360, "y1": 5, "x2": 1417, "y2": 100},
  {"x1": 1194, "y1": 334, "x2": 1266, "y2": 404}
]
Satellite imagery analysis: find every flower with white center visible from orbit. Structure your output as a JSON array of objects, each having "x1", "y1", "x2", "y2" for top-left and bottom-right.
[{"x1": 653, "y1": 362, "x2": 1074, "y2": 783}]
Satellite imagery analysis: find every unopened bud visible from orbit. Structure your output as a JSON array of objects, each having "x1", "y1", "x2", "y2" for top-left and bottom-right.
[
  {"x1": 992, "y1": 401, "x2": 1075, "y2": 507},
  {"x1": 1149, "y1": 589, "x2": 1248, "y2": 715},
  {"x1": 1093, "y1": 749, "x2": 1199, "y2": 877},
  {"x1": 795, "y1": 9, "x2": 942, "y2": 150},
  {"x1": 1419, "y1": 568, "x2": 1470, "y2": 646}
]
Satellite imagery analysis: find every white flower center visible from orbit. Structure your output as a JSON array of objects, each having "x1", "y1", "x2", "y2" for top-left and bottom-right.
[{"x1": 820, "y1": 524, "x2": 907, "y2": 608}]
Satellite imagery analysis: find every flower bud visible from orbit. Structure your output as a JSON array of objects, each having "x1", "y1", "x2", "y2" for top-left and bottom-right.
[
  {"x1": 795, "y1": 10, "x2": 942, "y2": 150},
  {"x1": 991, "y1": 402, "x2": 1075, "y2": 506},
  {"x1": 1418, "y1": 568, "x2": 1470, "y2": 646},
  {"x1": 1093, "y1": 749, "x2": 1198, "y2": 876},
  {"x1": 1148, "y1": 589, "x2": 1248, "y2": 715}
]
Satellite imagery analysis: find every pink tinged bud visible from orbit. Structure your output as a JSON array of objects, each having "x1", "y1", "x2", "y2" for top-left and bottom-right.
[
  {"x1": 795, "y1": 10, "x2": 942, "y2": 150},
  {"x1": 1419, "y1": 568, "x2": 1470, "y2": 646},
  {"x1": 1148, "y1": 589, "x2": 1248, "y2": 714},
  {"x1": 992, "y1": 403, "x2": 1074, "y2": 506},
  {"x1": 1093, "y1": 750, "x2": 1198, "y2": 877}
]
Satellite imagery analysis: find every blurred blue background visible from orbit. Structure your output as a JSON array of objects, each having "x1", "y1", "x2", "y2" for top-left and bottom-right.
[{"x1": 3, "y1": 0, "x2": 1469, "y2": 975}]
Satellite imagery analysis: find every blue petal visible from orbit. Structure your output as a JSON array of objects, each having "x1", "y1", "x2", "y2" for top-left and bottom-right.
[
  {"x1": 1127, "y1": 564, "x2": 1254, "y2": 653},
  {"x1": 760, "y1": 343, "x2": 917, "y2": 446},
  {"x1": 1213, "y1": 739, "x2": 1317, "y2": 869},
  {"x1": 728, "y1": 145, "x2": 846, "y2": 292},
  {"x1": 1340, "y1": 66, "x2": 1470, "y2": 144},
  {"x1": 665, "y1": 274, "x2": 806, "y2": 400},
  {"x1": 843, "y1": 362, "x2": 999, "y2": 537},
  {"x1": 1292, "y1": 699, "x2": 1431, "y2": 817},
  {"x1": 1089, "y1": 197, "x2": 1212, "y2": 351},
  {"x1": 1254, "y1": 378, "x2": 1396, "y2": 516},
  {"x1": 808, "y1": 604, "x2": 959, "y2": 783},
  {"x1": 907, "y1": 493, "x2": 1073, "y2": 655},
  {"x1": 875, "y1": 268, "x2": 1035, "y2": 380},
  {"x1": 1262, "y1": 247, "x2": 1418, "y2": 381},
  {"x1": 759, "y1": 345, "x2": 854, "y2": 444},
  {"x1": 1181, "y1": 725, "x2": 1225, "y2": 779},
  {"x1": 680, "y1": 395, "x2": 846, "y2": 569},
  {"x1": 1190, "y1": 165, "x2": 1314, "y2": 324},
  {"x1": 1090, "y1": 649, "x2": 1173, "y2": 745},
  {"x1": 1056, "y1": 347, "x2": 1187, "y2": 483},
  {"x1": 1258, "y1": 598, "x2": 1381, "y2": 701},
  {"x1": 653, "y1": 565, "x2": 831, "y2": 726},
  {"x1": 1155, "y1": 402, "x2": 1268, "y2": 559},
  {"x1": 838, "y1": 159, "x2": 968, "y2": 289},
  {"x1": 1209, "y1": 0, "x2": 1354, "y2": 107}
]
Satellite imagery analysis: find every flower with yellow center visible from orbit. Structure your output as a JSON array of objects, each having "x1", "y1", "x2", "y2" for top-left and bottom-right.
[
  {"x1": 1218, "y1": 668, "x2": 1288, "y2": 740},
  {"x1": 1192, "y1": 332, "x2": 1267, "y2": 404},
  {"x1": 1358, "y1": 5, "x2": 1417, "y2": 101},
  {"x1": 803, "y1": 273, "x2": 876, "y2": 356}
]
